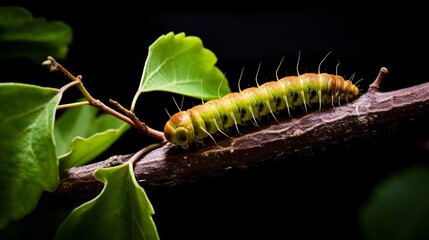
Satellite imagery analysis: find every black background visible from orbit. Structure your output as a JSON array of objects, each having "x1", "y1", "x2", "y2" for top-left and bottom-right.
[{"x1": 1, "y1": 2, "x2": 429, "y2": 239}]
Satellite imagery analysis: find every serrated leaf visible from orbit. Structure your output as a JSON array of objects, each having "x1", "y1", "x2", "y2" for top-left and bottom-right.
[
  {"x1": 131, "y1": 31, "x2": 231, "y2": 111},
  {"x1": 0, "y1": 6, "x2": 73, "y2": 62},
  {"x1": 360, "y1": 166, "x2": 429, "y2": 240},
  {"x1": 54, "y1": 102, "x2": 130, "y2": 171},
  {"x1": 56, "y1": 163, "x2": 159, "y2": 240},
  {"x1": 0, "y1": 83, "x2": 61, "y2": 230}
]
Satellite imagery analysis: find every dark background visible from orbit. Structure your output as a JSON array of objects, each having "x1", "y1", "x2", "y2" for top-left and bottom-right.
[{"x1": 1, "y1": 2, "x2": 428, "y2": 239}]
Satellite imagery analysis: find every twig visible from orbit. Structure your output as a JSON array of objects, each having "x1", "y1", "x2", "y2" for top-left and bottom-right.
[
  {"x1": 110, "y1": 99, "x2": 166, "y2": 142},
  {"x1": 43, "y1": 56, "x2": 165, "y2": 142}
]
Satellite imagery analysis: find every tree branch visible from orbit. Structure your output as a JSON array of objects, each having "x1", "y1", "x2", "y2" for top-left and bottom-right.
[{"x1": 39, "y1": 68, "x2": 429, "y2": 210}]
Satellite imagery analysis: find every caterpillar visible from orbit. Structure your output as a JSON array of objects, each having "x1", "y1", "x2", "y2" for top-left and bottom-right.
[{"x1": 164, "y1": 54, "x2": 360, "y2": 149}]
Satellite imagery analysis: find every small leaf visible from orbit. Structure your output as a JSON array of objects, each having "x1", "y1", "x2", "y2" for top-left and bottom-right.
[
  {"x1": 360, "y1": 166, "x2": 429, "y2": 240},
  {"x1": 0, "y1": 83, "x2": 61, "y2": 230},
  {"x1": 131, "y1": 32, "x2": 231, "y2": 111},
  {"x1": 0, "y1": 6, "x2": 73, "y2": 62},
  {"x1": 54, "y1": 102, "x2": 130, "y2": 171},
  {"x1": 56, "y1": 163, "x2": 159, "y2": 240}
]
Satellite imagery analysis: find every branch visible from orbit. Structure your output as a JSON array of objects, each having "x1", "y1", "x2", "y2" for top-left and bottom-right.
[{"x1": 38, "y1": 68, "x2": 429, "y2": 210}]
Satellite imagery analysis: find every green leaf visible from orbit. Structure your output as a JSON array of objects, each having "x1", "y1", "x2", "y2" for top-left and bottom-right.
[
  {"x1": 131, "y1": 31, "x2": 231, "y2": 111},
  {"x1": 54, "y1": 102, "x2": 130, "y2": 171},
  {"x1": 0, "y1": 83, "x2": 61, "y2": 230},
  {"x1": 0, "y1": 6, "x2": 73, "y2": 62},
  {"x1": 56, "y1": 163, "x2": 159, "y2": 240},
  {"x1": 360, "y1": 166, "x2": 429, "y2": 240}
]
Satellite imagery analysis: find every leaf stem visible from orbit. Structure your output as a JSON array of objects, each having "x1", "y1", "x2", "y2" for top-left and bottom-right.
[
  {"x1": 126, "y1": 143, "x2": 163, "y2": 165},
  {"x1": 59, "y1": 80, "x2": 81, "y2": 93},
  {"x1": 57, "y1": 100, "x2": 89, "y2": 110}
]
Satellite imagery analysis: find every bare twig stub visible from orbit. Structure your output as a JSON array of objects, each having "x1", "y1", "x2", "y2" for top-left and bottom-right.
[
  {"x1": 39, "y1": 68, "x2": 429, "y2": 210},
  {"x1": 369, "y1": 67, "x2": 389, "y2": 92}
]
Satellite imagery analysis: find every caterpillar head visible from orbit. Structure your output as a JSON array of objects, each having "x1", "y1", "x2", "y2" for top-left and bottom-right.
[{"x1": 164, "y1": 111, "x2": 195, "y2": 149}]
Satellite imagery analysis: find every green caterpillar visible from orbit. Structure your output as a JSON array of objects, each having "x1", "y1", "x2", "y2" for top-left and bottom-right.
[{"x1": 164, "y1": 58, "x2": 360, "y2": 150}]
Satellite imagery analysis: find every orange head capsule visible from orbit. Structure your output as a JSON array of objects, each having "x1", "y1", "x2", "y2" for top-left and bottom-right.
[{"x1": 164, "y1": 111, "x2": 195, "y2": 149}]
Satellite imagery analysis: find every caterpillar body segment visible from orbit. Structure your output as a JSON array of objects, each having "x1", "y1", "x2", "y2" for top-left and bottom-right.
[{"x1": 164, "y1": 72, "x2": 360, "y2": 149}]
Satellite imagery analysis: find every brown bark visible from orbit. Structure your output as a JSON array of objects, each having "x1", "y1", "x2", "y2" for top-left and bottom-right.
[{"x1": 39, "y1": 68, "x2": 429, "y2": 209}]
